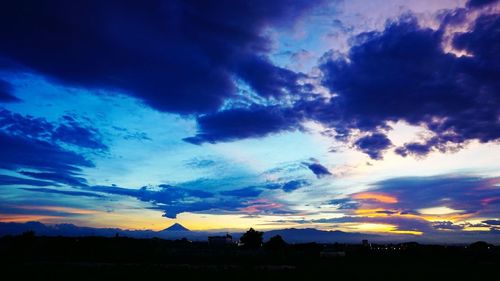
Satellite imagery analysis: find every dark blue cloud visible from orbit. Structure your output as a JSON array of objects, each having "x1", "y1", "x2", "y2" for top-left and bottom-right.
[
  {"x1": 0, "y1": 123, "x2": 94, "y2": 189},
  {"x1": 0, "y1": 137, "x2": 93, "y2": 193},
  {"x1": 0, "y1": 109, "x2": 53, "y2": 139},
  {"x1": 220, "y1": 187, "x2": 264, "y2": 198},
  {"x1": 0, "y1": 131, "x2": 93, "y2": 174},
  {"x1": 0, "y1": 109, "x2": 107, "y2": 150},
  {"x1": 467, "y1": 0, "x2": 499, "y2": 8},
  {"x1": 185, "y1": 7, "x2": 500, "y2": 159},
  {"x1": 354, "y1": 133, "x2": 392, "y2": 160},
  {"x1": 306, "y1": 162, "x2": 331, "y2": 178},
  {"x1": 316, "y1": 12, "x2": 500, "y2": 158},
  {"x1": 53, "y1": 120, "x2": 107, "y2": 150},
  {"x1": 394, "y1": 141, "x2": 434, "y2": 157},
  {"x1": 2, "y1": 1, "x2": 497, "y2": 162},
  {"x1": 319, "y1": 16, "x2": 463, "y2": 132},
  {"x1": 394, "y1": 135, "x2": 465, "y2": 157},
  {"x1": 483, "y1": 220, "x2": 500, "y2": 226},
  {"x1": 90, "y1": 184, "x2": 220, "y2": 218},
  {"x1": 0, "y1": 108, "x2": 106, "y2": 188},
  {"x1": 0, "y1": 79, "x2": 18, "y2": 102},
  {"x1": 19, "y1": 187, "x2": 104, "y2": 198},
  {"x1": 88, "y1": 181, "x2": 298, "y2": 218},
  {"x1": 184, "y1": 106, "x2": 303, "y2": 144},
  {"x1": 0, "y1": 0, "x2": 322, "y2": 115},
  {"x1": 376, "y1": 210, "x2": 399, "y2": 215},
  {"x1": 91, "y1": 184, "x2": 213, "y2": 202},
  {"x1": 233, "y1": 56, "x2": 309, "y2": 98},
  {"x1": 282, "y1": 179, "x2": 309, "y2": 192}
]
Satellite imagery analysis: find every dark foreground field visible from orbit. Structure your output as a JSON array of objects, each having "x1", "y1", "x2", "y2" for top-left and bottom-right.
[{"x1": 1, "y1": 234, "x2": 498, "y2": 280}]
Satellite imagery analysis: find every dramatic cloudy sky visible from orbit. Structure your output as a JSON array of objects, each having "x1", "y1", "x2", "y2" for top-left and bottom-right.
[{"x1": 1, "y1": 0, "x2": 500, "y2": 241}]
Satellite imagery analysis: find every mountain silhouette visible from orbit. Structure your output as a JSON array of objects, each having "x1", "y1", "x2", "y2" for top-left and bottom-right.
[
  {"x1": 0, "y1": 221, "x2": 378, "y2": 242},
  {"x1": 4, "y1": 221, "x2": 498, "y2": 244},
  {"x1": 161, "y1": 223, "x2": 190, "y2": 232},
  {"x1": 263, "y1": 228, "x2": 379, "y2": 243}
]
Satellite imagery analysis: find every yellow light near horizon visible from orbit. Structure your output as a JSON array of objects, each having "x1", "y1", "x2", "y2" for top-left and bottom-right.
[
  {"x1": 176, "y1": 213, "x2": 294, "y2": 231},
  {"x1": 463, "y1": 226, "x2": 490, "y2": 232},
  {"x1": 390, "y1": 230, "x2": 423, "y2": 235},
  {"x1": 418, "y1": 206, "x2": 464, "y2": 215},
  {"x1": 351, "y1": 222, "x2": 423, "y2": 235},
  {"x1": 353, "y1": 223, "x2": 394, "y2": 232},
  {"x1": 1, "y1": 203, "x2": 298, "y2": 232}
]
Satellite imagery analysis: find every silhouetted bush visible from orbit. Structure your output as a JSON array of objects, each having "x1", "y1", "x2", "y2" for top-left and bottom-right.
[
  {"x1": 239, "y1": 228, "x2": 263, "y2": 249},
  {"x1": 264, "y1": 235, "x2": 287, "y2": 251}
]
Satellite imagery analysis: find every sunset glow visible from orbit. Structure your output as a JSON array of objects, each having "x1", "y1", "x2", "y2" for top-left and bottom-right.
[{"x1": 0, "y1": 0, "x2": 500, "y2": 243}]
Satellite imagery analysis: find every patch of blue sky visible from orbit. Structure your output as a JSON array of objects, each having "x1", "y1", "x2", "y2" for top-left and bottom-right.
[{"x1": 2, "y1": 72, "x2": 324, "y2": 189}]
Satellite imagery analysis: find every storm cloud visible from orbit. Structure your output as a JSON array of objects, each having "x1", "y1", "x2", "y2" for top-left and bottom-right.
[{"x1": 0, "y1": 0, "x2": 321, "y2": 114}]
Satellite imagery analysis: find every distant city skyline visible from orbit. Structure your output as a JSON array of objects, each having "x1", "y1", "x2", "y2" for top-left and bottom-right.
[{"x1": 1, "y1": 0, "x2": 500, "y2": 242}]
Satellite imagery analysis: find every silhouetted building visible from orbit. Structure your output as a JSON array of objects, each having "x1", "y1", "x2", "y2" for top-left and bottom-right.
[
  {"x1": 320, "y1": 249, "x2": 346, "y2": 258},
  {"x1": 362, "y1": 239, "x2": 371, "y2": 248},
  {"x1": 208, "y1": 233, "x2": 233, "y2": 246}
]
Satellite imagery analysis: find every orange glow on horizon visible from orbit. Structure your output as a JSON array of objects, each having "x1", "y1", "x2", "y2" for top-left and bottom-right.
[
  {"x1": 353, "y1": 192, "x2": 398, "y2": 204},
  {"x1": 0, "y1": 214, "x2": 63, "y2": 223},
  {"x1": 16, "y1": 205, "x2": 101, "y2": 215}
]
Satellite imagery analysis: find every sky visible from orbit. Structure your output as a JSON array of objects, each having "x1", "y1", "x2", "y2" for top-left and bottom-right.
[{"x1": 1, "y1": 0, "x2": 500, "y2": 242}]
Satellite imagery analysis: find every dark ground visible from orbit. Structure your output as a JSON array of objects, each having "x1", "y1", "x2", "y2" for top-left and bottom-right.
[{"x1": 1, "y1": 234, "x2": 498, "y2": 280}]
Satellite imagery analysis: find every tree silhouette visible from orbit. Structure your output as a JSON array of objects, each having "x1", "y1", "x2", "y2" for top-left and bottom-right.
[
  {"x1": 21, "y1": 230, "x2": 35, "y2": 238},
  {"x1": 240, "y1": 228, "x2": 263, "y2": 249},
  {"x1": 264, "y1": 235, "x2": 287, "y2": 251},
  {"x1": 469, "y1": 241, "x2": 492, "y2": 251}
]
